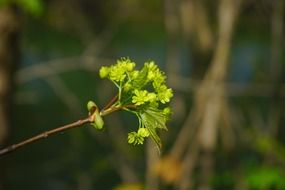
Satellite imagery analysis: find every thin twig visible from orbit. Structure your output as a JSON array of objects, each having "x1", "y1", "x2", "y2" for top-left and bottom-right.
[
  {"x1": 101, "y1": 94, "x2": 118, "y2": 112},
  {"x1": 0, "y1": 92, "x2": 138, "y2": 157},
  {"x1": 100, "y1": 104, "x2": 136, "y2": 117},
  {"x1": 0, "y1": 117, "x2": 91, "y2": 157}
]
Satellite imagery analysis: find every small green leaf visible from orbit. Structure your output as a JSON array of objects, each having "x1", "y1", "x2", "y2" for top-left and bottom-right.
[
  {"x1": 145, "y1": 123, "x2": 162, "y2": 150},
  {"x1": 87, "y1": 101, "x2": 104, "y2": 130},
  {"x1": 143, "y1": 107, "x2": 168, "y2": 130},
  {"x1": 87, "y1": 101, "x2": 96, "y2": 112},
  {"x1": 92, "y1": 110, "x2": 104, "y2": 130}
]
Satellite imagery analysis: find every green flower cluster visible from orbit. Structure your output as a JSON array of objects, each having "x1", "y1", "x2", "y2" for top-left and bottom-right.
[
  {"x1": 127, "y1": 128, "x2": 150, "y2": 145},
  {"x1": 100, "y1": 58, "x2": 173, "y2": 104},
  {"x1": 132, "y1": 89, "x2": 156, "y2": 106},
  {"x1": 99, "y1": 58, "x2": 173, "y2": 150},
  {"x1": 99, "y1": 58, "x2": 135, "y2": 82}
]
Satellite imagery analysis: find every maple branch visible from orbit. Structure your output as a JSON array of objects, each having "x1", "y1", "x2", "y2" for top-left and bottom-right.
[
  {"x1": 0, "y1": 117, "x2": 91, "y2": 157},
  {"x1": 0, "y1": 101, "x2": 137, "y2": 157}
]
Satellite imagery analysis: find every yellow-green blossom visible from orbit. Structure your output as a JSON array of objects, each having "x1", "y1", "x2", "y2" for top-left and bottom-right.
[
  {"x1": 132, "y1": 90, "x2": 148, "y2": 105},
  {"x1": 100, "y1": 58, "x2": 136, "y2": 82},
  {"x1": 99, "y1": 66, "x2": 109, "y2": 78},
  {"x1": 145, "y1": 61, "x2": 166, "y2": 83},
  {"x1": 132, "y1": 90, "x2": 157, "y2": 105},
  {"x1": 157, "y1": 85, "x2": 173, "y2": 104},
  {"x1": 138, "y1": 128, "x2": 150, "y2": 137},
  {"x1": 117, "y1": 58, "x2": 136, "y2": 72},
  {"x1": 126, "y1": 61, "x2": 135, "y2": 71},
  {"x1": 145, "y1": 61, "x2": 158, "y2": 71},
  {"x1": 123, "y1": 82, "x2": 132, "y2": 91},
  {"x1": 152, "y1": 71, "x2": 166, "y2": 89},
  {"x1": 130, "y1": 70, "x2": 139, "y2": 79},
  {"x1": 163, "y1": 107, "x2": 171, "y2": 116},
  {"x1": 109, "y1": 65, "x2": 126, "y2": 82},
  {"x1": 147, "y1": 70, "x2": 156, "y2": 80},
  {"x1": 127, "y1": 132, "x2": 144, "y2": 145},
  {"x1": 147, "y1": 92, "x2": 157, "y2": 102},
  {"x1": 98, "y1": 58, "x2": 173, "y2": 150}
]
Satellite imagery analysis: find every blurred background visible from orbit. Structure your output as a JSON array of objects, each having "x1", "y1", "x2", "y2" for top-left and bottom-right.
[{"x1": 0, "y1": 0, "x2": 285, "y2": 189}]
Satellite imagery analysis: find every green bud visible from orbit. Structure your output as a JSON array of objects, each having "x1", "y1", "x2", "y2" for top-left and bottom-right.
[
  {"x1": 91, "y1": 109, "x2": 104, "y2": 130},
  {"x1": 123, "y1": 82, "x2": 132, "y2": 92},
  {"x1": 127, "y1": 131, "x2": 145, "y2": 145},
  {"x1": 87, "y1": 101, "x2": 104, "y2": 130},
  {"x1": 146, "y1": 92, "x2": 156, "y2": 102},
  {"x1": 138, "y1": 128, "x2": 149, "y2": 137},
  {"x1": 87, "y1": 101, "x2": 96, "y2": 112},
  {"x1": 128, "y1": 132, "x2": 136, "y2": 144},
  {"x1": 163, "y1": 107, "x2": 171, "y2": 116},
  {"x1": 99, "y1": 66, "x2": 109, "y2": 78}
]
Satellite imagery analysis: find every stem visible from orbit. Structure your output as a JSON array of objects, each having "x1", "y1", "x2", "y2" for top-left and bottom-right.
[
  {"x1": 0, "y1": 99, "x2": 136, "y2": 157},
  {"x1": 0, "y1": 117, "x2": 91, "y2": 157},
  {"x1": 118, "y1": 81, "x2": 122, "y2": 101},
  {"x1": 101, "y1": 94, "x2": 118, "y2": 111},
  {"x1": 100, "y1": 104, "x2": 136, "y2": 117}
]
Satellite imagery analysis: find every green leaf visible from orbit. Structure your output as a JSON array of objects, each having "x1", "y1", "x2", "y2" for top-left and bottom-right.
[
  {"x1": 143, "y1": 107, "x2": 168, "y2": 130},
  {"x1": 140, "y1": 112, "x2": 165, "y2": 150},
  {"x1": 144, "y1": 121, "x2": 162, "y2": 150}
]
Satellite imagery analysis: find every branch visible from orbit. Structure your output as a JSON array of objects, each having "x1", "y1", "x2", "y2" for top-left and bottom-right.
[
  {"x1": 0, "y1": 117, "x2": 91, "y2": 157},
  {"x1": 0, "y1": 100, "x2": 136, "y2": 157}
]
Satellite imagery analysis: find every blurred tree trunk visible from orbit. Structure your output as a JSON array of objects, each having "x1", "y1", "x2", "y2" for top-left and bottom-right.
[
  {"x1": 0, "y1": 5, "x2": 19, "y2": 143},
  {"x1": 265, "y1": 0, "x2": 284, "y2": 166},
  {"x1": 180, "y1": 0, "x2": 214, "y2": 80},
  {"x1": 196, "y1": 0, "x2": 240, "y2": 189},
  {"x1": 0, "y1": 5, "x2": 20, "y2": 189},
  {"x1": 268, "y1": 0, "x2": 283, "y2": 137}
]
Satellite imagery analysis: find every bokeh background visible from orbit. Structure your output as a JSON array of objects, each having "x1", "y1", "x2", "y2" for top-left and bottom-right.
[{"x1": 0, "y1": 0, "x2": 285, "y2": 189}]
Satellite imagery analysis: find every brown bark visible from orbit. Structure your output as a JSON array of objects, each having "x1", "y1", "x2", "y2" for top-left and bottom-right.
[
  {"x1": 180, "y1": 0, "x2": 214, "y2": 80},
  {"x1": 268, "y1": 0, "x2": 284, "y2": 137},
  {"x1": 196, "y1": 1, "x2": 240, "y2": 189},
  {"x1": 0, "y1": 6, "x2": 20, "y2": 144},
  {"x1": 0, "y1": 5, "x2": 20, "y2": 190},
  {"x1": 165, "y1": 1, "x2": 240, "y2": 188}
]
